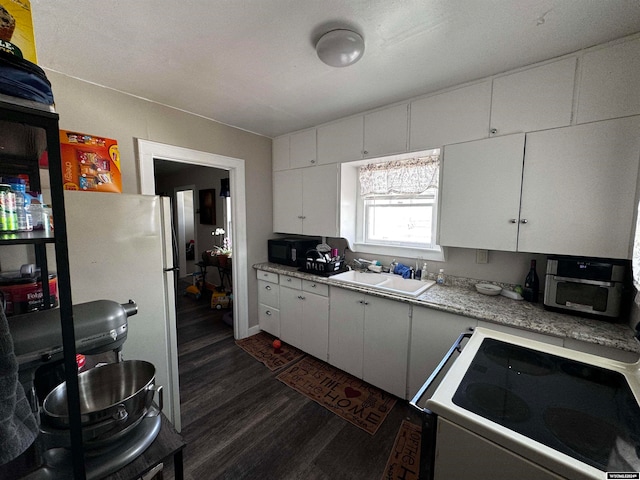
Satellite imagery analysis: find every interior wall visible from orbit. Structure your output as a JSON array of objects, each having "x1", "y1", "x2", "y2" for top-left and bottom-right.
[
  {"x1": 155, "y1": 165, "x2": 229, "y2": 272},
  {"x1": 42, "y1": 70, "x2": 273, "y2": 329}
]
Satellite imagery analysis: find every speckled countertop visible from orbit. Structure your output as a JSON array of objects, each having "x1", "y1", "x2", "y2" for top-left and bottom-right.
[{"x1": 254, "y1": 262, "x2": 640, "y2": 355}]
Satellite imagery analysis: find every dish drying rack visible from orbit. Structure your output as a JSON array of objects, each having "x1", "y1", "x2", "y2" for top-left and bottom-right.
[{"x1": 300, "y1": 249, "x2": 345, "y2": 275}]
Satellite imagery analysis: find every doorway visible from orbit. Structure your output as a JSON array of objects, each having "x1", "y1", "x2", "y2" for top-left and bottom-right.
[{"x1": 137, "y1": 139, "x2": 249, "y2": 341}]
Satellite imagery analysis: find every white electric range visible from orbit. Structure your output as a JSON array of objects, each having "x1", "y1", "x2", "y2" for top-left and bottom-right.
[{"x1": 415, "y1": 327, "x2": 640, "y2": 480}]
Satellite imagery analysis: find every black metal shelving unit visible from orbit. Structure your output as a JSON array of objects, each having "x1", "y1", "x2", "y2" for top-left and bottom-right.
[{"x1": 0, "y1": 99, "x2": 85, "y2": 479}]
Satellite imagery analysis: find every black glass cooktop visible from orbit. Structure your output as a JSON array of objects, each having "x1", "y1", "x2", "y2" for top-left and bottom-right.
[{"x1": 452, "y1": 338, "x2": 640, "y2": 472}]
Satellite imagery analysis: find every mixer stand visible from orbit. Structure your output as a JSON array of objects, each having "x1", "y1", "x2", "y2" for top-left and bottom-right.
[{"x1": 24, "y1": 414, "x2": 161, "y2": 480}]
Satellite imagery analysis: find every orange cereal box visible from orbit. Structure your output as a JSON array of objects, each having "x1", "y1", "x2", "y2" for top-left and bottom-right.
[{"x1": 59, "y1": 130, "x2": 122, "y2": 193}]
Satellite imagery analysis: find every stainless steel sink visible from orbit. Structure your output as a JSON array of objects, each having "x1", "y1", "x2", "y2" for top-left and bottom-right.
[{"x1": 330, "y1": 270, "x2": 436, "y2": 297}]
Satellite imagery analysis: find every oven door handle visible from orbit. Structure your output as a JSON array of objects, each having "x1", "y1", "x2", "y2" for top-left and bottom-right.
[
  {"x1": 410, "y1": 331, "x2": 473, "y2": 414},
  {"x1": 551, "y1": 275, "x2": 614, "y2": 287}
]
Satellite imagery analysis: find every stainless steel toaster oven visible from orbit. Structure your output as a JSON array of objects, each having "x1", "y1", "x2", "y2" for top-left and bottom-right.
[{"x1": 543, "y1": 256, "x2": 628, "y2": 319}]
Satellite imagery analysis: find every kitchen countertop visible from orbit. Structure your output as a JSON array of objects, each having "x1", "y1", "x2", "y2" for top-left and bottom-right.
[{"x1": 254, "y1": 262, "x2": 640, "y2": 355}]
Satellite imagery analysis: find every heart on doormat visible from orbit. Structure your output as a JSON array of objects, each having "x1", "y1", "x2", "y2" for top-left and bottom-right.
[{"x1": 344, "y1": 386, "x2": 362, "y2": 398}]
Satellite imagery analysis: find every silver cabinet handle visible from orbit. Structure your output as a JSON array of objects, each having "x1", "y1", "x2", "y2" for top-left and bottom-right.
[
  {"x1": 298, "y1": 295, "x2": 306, "y2": 300},
  {"x1": 311, "y1": 283, "x2": 317, "y2": 288},
  {"x1": 363, "y1": 301, "x2": 369, "y2": 305},
  {"x1": 297, "y1": 215, "x2": 304, "y2": 219},
  {"x1": 265, "y1": 285, "x2": 272, "y2": 290},
  {"x1": 266, "y1": 310, "x2": 272, "y2": 316},
  {"x1": 311, "y1": 159, "x2": 316, "y2": 164},
  {"x1": 286, "y1": 278, "x2": 292, "y2": 282},
  {"x1": 520, "y1": 219, "x2": 528, "y2": 224},
  {"x1": 358, "y1": 300, "x2": 364, "y2": 304},
  {"x1": 490, "y1": 128, "x2": 497, "y2": 135},
  {"x1": 363, "y1": 150, "x2": 369, "y2": 155},
  {"x1": 509, "y1": 219, "x2": 518, "y2": 224}
]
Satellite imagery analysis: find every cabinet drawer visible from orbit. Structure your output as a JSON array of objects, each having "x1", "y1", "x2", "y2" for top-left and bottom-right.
[
  {"x1": 258, "y1": 304, "x2": 280, "y2": 337},
  {"x1": 256, "y1": 270, "x2": 279, "y2": 284},
  {"x1": 279, "y1": 275, "x2": 302, "y2": 289},
  {"x1": 258, "y1": 280, "x2": 279, "y2": 307},
  {"x1": 302, "y1": 280, "x2": 328, "y2": 296}
]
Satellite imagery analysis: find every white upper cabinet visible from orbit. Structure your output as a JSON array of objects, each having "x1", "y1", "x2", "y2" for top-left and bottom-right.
[
  {"x1": 363, "y1": 103, "x2": 409, "y2": 158},
  {"x1": 518, "y1": 116, "x2": 640, "y2": 259},
  {"x1": 272, "y1": 169, "x2": 303, "y2": 233},
  {"x1": 272, "y1": 135, "x2": 290, "y2": 171},
  {"x1": 289, "y1": 128, "x2": 317, "y2": 168},
  {"x1": 272, "y1": 129, "x2": 317, "y2": 171},
  {"x1": 438, "y1": 134, "x2": 525, "y2": 251},
  {"x1": 490, "y1": 58, "x2": 576, "y2": 136},
  {"x1": 317, "y1": 115, "x2": 364, "y2": 165},
  {"x1": 272, "y1": 163, "x2": 339, "y2": 237},
  {"x1": 410, "y1": 81, "x2": 491, "y2": 150},
  {"x1": 577, "y1": 37, "x2": 640, "y2": 124}
]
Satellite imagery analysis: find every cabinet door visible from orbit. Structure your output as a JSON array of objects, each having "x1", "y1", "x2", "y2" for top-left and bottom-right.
[
  {"x1": 301, "y1": 164, "x2": 339, "y2": 237},
  {"x1": 490, "y1": 58, "x2": 576, "y2": 136},
  {"x1": 329, "y1": 287, "x2": 365, "y2": 378},
  {"x1": 363, "y1": 296, "x2": 410, "y2": 398},
  {"x1": 409, "y1": 308, "x2": 476, "y2": 404},
  {"x1": 272, "y1": 135, "x2": 290, "y2": 171},
  {"x1": 289, "y1": 129, "x2": 317, "y2": 169},
  {"x1": 410, "y1": 81, "x2": 491, "y2": 150},
  {"x1": 257, "y1": 279, "x2": 279, "y2": 307},
  {"x1": 273, "y1": 169, "x2": 303, "y2": 234},
  {"x1": 317, "y1": 116, "x2": 364, "y2": 164},
  {"x1": 577, "y1": 37, "x2": 640, "y2": 124},
  {"x1": 279, "y1": 285, "x2": 303, "y2": 348},
  {"x1": 518, "y1": 117, "x2": 640, "y2": 258},
  {"x1": 363, "y1": 103, "x2": 408, "y2": 158},
  {"x1": 258, "y1": 303, "x2": 280, "y2": 337},
  {"x1": 299, "y1": 292, "x2": 329, "y2": 361},
  {"x1": 438, "y1": 134, "x2": 525, "y2": 251}
]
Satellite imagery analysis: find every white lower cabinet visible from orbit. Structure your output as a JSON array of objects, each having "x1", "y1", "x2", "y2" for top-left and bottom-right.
[
  {"x1": 363, "y1": 296, "x2": 410, "y2": 398},
  {"x1": 257, "y1": 271, "x2": 280, "y2": 337},
  {"x1": 279, "y1": 276, "x2": 329, "y2": 360},
  {"x1": 409, "y1": 307, "x2": 477, "y2": 404},
  {"x1": 329, "y1": 287, "x2": 410, "y2": 398},
  {"x1": 329, "y1": 287, "x2": 365, "y2": 378}
]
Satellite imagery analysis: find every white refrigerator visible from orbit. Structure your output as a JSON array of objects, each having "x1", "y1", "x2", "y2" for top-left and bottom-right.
[{"x1": 62, "y1": 190, "x2": 182, "y2": 431}]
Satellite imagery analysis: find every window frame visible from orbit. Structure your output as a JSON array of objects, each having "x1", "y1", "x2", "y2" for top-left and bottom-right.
[{"x1": 345, "y1": 149, "x2": 445, "y2": 262}]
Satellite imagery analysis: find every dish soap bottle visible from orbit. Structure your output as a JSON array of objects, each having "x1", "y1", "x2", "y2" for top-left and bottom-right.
[
  {"x1": 421, "y1": 262, "x2": 429, "y2": 282},
  {"x1": 436, "y1": 268, "x2": 445, "y2": 285},
  {"x1": 523, "y1": 260, "x2": 540, "y2": 302}
]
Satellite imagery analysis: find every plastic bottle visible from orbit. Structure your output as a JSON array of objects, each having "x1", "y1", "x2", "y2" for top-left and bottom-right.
[
  {"x1": 9, "y1": 182, "x2": 32, "y2": 232},
  {"x1": 421, "y1": 262, "x2": 429, "y2": 282},
  {"x1": 436, "y1": 268, "x2": 446, "y2": 285}
]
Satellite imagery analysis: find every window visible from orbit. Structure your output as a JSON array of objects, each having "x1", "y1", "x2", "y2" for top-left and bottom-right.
[{"x1": 356, "y1": 151, "x2": 441, "y2": 254}]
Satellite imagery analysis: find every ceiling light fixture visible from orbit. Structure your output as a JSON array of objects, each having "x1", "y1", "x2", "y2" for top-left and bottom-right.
[{"x1": 316, "y1": 29, "x2": 365, "y2": 68}]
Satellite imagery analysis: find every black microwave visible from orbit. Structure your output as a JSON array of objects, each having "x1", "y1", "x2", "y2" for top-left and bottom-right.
[{"x1": 268, "y1": 237, "x2": 320, "y2": 267}]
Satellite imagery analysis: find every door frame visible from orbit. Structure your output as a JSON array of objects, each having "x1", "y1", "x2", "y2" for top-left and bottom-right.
[
  {"x1": 173, "y1": 185, "x2": 197, "y2": 278},
  {"x1": 137, "y1": 139, "x2": 249, "y2": 340}
]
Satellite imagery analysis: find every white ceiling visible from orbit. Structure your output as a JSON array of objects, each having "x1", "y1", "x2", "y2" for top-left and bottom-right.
[{"x1": 31, "y1": 1, "x2": 640, "y2": 139}]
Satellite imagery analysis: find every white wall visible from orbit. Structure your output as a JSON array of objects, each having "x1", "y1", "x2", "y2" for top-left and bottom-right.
[{"x1": 39, "y1": 71, "x2": 272, "y2": 329}]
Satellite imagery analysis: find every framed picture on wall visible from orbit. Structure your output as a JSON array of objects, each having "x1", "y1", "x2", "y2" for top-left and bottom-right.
[{"x1": 199, "y1": 188, "x2": 216, "y2": 224}]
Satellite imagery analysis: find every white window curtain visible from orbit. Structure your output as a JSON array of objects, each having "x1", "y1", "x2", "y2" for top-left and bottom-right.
[{"x1": 359, "y1": 156, "x2": 439, "y2": 196}]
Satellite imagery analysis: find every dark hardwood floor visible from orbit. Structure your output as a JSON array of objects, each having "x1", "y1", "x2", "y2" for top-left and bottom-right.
[{"x1": 164, "y1": 282, "x2": 422, "y2": 480}]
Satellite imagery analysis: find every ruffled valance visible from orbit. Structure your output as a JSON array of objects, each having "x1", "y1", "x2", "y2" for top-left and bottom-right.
[{"x1": 359, "y1": 156, "x2": 439, "y2": 196}]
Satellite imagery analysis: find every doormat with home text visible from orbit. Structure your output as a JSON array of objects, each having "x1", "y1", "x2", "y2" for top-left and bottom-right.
[
  {"x1": 235, "y1": 331, "x2": 305, "y2": 371},
  {"x1": 276, "y1": 356, "x2": 397, "y2": 435},
  {"x1": 381, "y1": 420, "x2": 422, "y2": 480}
]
